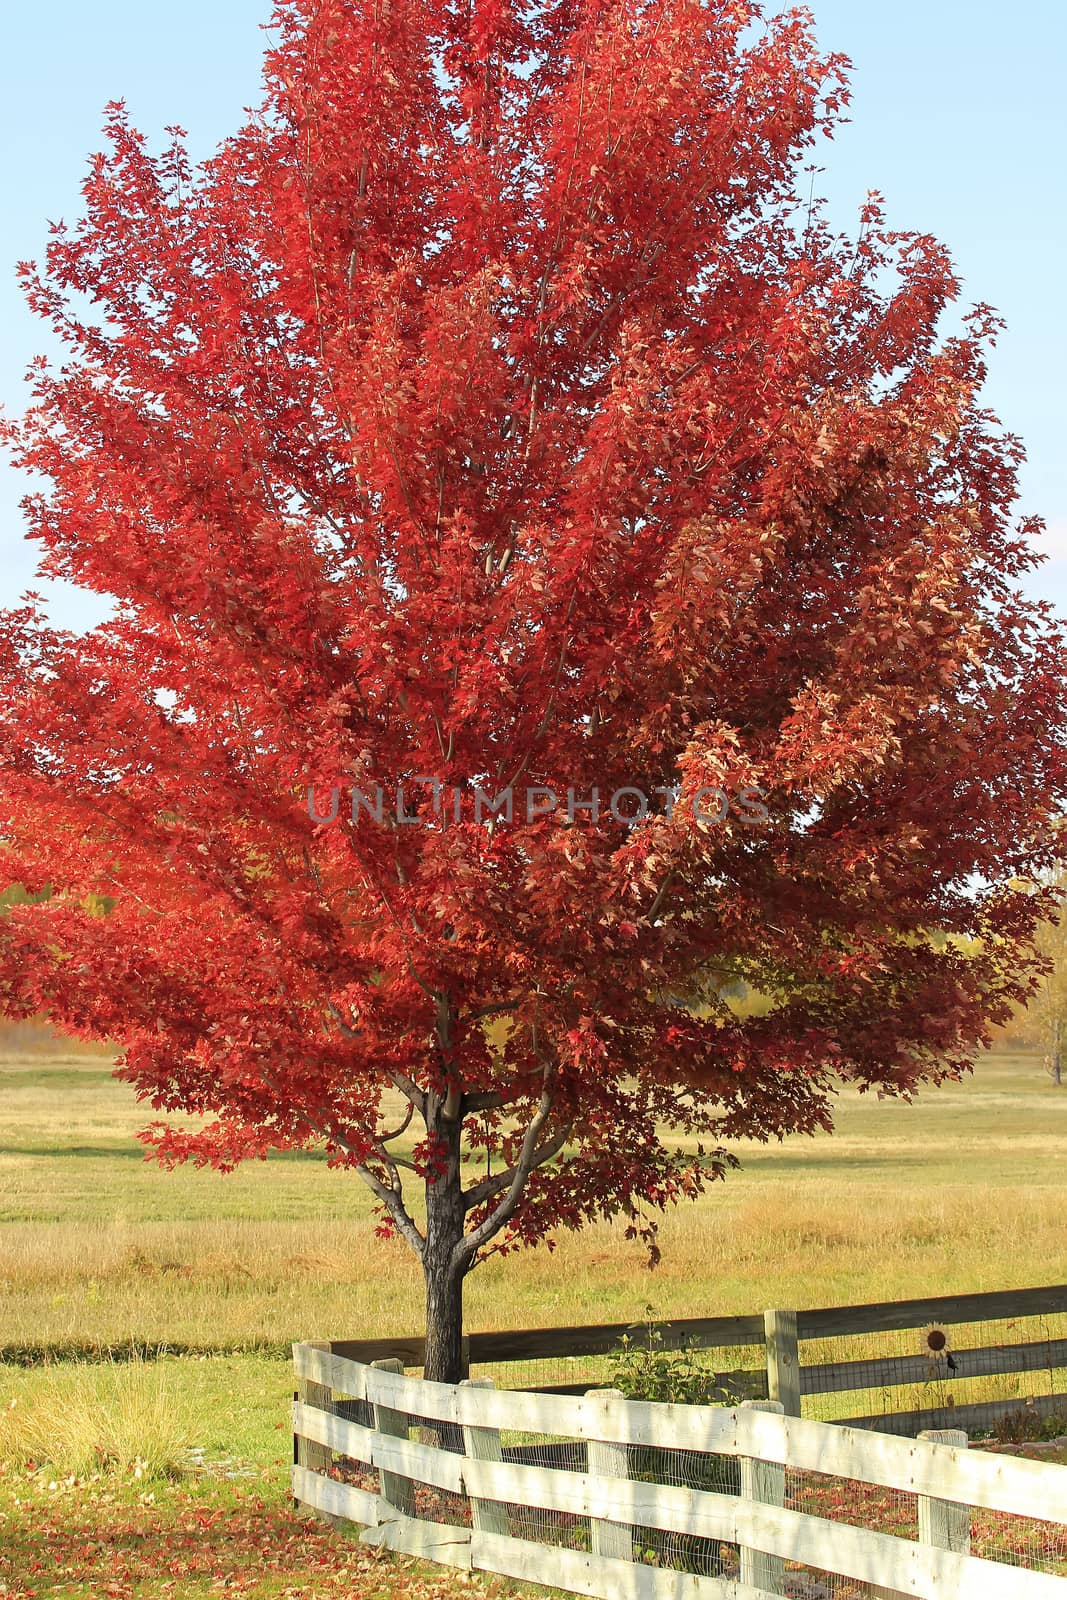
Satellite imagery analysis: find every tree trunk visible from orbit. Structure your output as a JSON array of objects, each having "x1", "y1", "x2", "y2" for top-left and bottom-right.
[
  {"x1": 421, "y1": 1108, "x2": 469, "y2": 1386},
  {"x1": 423, "y1": 1255, "x2": 466, "y2": 1385}
]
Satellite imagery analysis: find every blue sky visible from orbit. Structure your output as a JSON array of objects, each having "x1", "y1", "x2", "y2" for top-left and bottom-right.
[{"x1": 1, "y1": 1, "x2": 1064, "y2": 628}]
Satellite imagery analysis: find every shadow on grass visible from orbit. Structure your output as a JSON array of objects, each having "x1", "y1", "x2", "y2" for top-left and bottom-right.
[
  {"x1": 0, "y1": 1143, "x2": 148, "y2": 1159},
  {"x1": 0, "y1": 1144, "x2": 331, "y2": 1161},
  {"x1": 738, "y1": 1149, "x2": 938, "y2": 1173},
  {"x1": 0, "y1": 1067, "x2": 117, "y2": 1088}
]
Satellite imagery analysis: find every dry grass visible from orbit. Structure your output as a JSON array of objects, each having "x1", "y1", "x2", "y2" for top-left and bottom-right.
[
  {"x1": 0, "y1": 1051, "x2": 1065, "y2": 1355},
  {"x1": 0, "y1": 1357, "x2": 196, "y2": 1477},
  {"x1": 4, "y1": 1187, "x2": 1061, "y2": 1355}
]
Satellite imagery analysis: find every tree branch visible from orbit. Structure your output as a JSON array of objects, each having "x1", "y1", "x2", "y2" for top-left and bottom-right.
[
  {"x1": 379, "y1": 1100, "x2": 415, "y2": 1145},
  {"x1": 647, "y1": 869, "x2": 677, "y2": 924},
  {"x1": 325, "y1": 997, "x2": 362, "y2": 1038},
  {"x1": 324, "y1": 998, "x2": 426, "y2": 1115},
  {"x1": 455, "y1": 1096, "x2": 572, "y2": 1267},
  {"x1": 461, "y1": 1120, "x2": 572, "y2": 1214},
  {"x1": 385, "y1": 1068, "x2": 426, "y2": 1118},
  {"x1": 466, "y1": 997, "x2": 522, "y2": 1021},
  {"x1": 462, "y1": 1089, "x2": 511, "y2": 1113},
  {"x1": 259, "y1": 1066, "x2": 421, "y2": 1241},
  {"x1": 356, "y1": 1162, "x2": 425, "y2": 1258}
]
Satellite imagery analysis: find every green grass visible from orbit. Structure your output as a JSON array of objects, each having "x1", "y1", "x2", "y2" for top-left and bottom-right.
[
  {"x1": 0, "y1": 1355, "x2": 544, "y2": 1599},
  {"x1": 0, "y1": 1354, "x2": 280, "y2": 1476}
]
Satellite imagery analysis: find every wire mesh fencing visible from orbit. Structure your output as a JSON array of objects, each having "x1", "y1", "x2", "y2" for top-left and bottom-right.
[
  {"x1": 320, "y1": 1417, "x2": 1067, "y2": 1593},
  {"x1": 320, "y1": 1401, "x2": 759, "y2": 1582},
  {"x1": 797, "y1": 1307, "x2": 1067, "y2": 1435},
  {"x1": 467, "y1": 1339, "x2": 768, "y2": 1402}
]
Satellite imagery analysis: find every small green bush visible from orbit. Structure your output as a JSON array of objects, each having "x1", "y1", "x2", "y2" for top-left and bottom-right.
[
  {"x1": 608, "y1": 1310, "x2": 751, "y2": 1409},
  {"x1": 605, "y1": 1310, "x2": 750, "y2": 1577}
]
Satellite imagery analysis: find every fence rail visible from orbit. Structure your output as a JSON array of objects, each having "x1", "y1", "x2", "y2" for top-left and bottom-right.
[
  {"x1": 292, "y1": 1342, "x2": 1067, "y2": 1600},
  {"x1": 330, "y1": 1283, "x2": 1067, "y2": 1436}
]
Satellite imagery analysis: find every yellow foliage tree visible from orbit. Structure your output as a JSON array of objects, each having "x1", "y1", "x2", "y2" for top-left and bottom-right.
[{"x1": 1036, "y1": 870, "x2": 1067, "y2": 1085}]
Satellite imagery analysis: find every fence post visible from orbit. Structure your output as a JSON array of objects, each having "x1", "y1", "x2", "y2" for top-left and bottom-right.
[
  {"x1": 459, "y1": 1378, "x2": 510, "y2": 1536},
  {"x1": 296, "y1": 1339, "x2": 333, "y2": 1478},
  {"x1": 764, "y1": 1310, "x2": 802, "y2": 1417},
  {"x1": 865, "y1": 1427, "x2": 970, "y2": 1600},
  {"x1": 586, "y1": 1388, "x2": 633, "y2": 1563},
  {"x1": 917, "y1": 1429, "x2": 970, "y2": 1555},
  {"x1": 738, "y1": 1398, "x2": 786, "y2": 1595},
  {"x1": 371, "y1": 1357, "x2": 416, "y2": 1518}
]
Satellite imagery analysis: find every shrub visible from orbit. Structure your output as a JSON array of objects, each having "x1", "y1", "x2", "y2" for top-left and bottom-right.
[
  {"x1": 990, "y1": 1406, "x2": 1067, "y2": 1445},
  {"x1": 608, "y1": 1311, "x2": 752, "y2": 1410},
  {"x1": 605, "y1": 1311, "x2": 752, "y2": 1576}
]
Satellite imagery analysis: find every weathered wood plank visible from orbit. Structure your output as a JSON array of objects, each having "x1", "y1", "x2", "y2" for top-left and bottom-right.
[
  {"x1": 365, "y1": 1360, "x2": 762, "y2": 1452},
  {"x1": 731, "y1": 1409, "x2": 1067, "y2": 1524},
  {"x1": 796, "y1": 1286, "x2": 1067, "y2": 1341},
  {"x1": 764, "y1": 1312, "x2": 801, "y2": 1419},
  {"x1": 363, "y1": 1360, "x2": 461, "y2": 1427},
  {"x1": 460, "y1": 1455, "x2": 739, "y2": 1540},
  {"x1": 292, "y1": 1400, "x2": 465, "y2": 1493},
  {"x1": 330, "y1": 1336, "x2": 427, "y2": 1366},
  {"x1": 293, "y1": 1400, "x2": 373, "y2": 1467},
  {"x1": 294, "y1": 1342, "x2": 370, "y2": 1400},
  {"x1": 360, "y1": 1513, "x2": 473, "y2": 1569},
  {"x1": 459, "y1": 1443, "x2": 1067, "y2": 1589},
  {"x1": 730, "y1": 1498, "x2": 1067, "y2": 1600},
  {"x1": 292, "y1": 1464, "x2": 379, "y2": 1528},
  {"x1": 373, "y1": 1362, "x2": 586, "y2": 1434},
  {"x1": 739, "y1": 1400, "x2": 785, "y2": 1595},
  {"x1": 470, "y1": 1529, "x2": 779, "y2": 1600},
  {"x1": 307, "y1": 1442, "x2": 1067, "y2": 1600},
  {"x1": 533, "y1": 1368, "x2": 765, "y2": 1400},
  {"x1": 840, "y1": 1392, "x2": 1067, "y2": 1440},
  {"x1": 466, "y1": 1313, "x2": 766, "y2": 1364},
  {"x1": 465, "y1": 1379, "x2": 740, "y2": 1447},
  {"x1": 294, "y1": 1340, "x2": 333, "y2": 1477},
  {"x1": 330, "y1": 1335, "x2": 471, "y2": 1373},
  {"x1": 917, "y1": 1429, "x2": 970, "y2": 1557},
  {"x1": 801, "y1": 1337, "x2": 1067, "y2": 1397},
  {"x1": 586, "y1": 1389, "x2": 632, "y2": 1564},
  {"x1": 311, "y1": 1286, "x2": 1066, "y2": 1384},
  {"x1": 371, "y1": 1358, "x2": 416, "y2": 1518},
  {"x1": 306, "y1": 1350, "x2": 1067, "y2": 1523}
]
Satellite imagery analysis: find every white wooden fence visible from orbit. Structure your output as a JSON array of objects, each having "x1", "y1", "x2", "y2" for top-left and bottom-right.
[{"x1": 293, "y1": 1342, "x2": 1067, "y2": 1600}]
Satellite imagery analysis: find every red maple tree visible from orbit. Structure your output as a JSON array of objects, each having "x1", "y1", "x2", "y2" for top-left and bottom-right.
[{"x1": 1, "y1": 0, "x2": 1064, "y2": 1381}]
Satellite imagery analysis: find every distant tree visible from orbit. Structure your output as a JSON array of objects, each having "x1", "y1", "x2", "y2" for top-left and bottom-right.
[
  {"x1": 1036, "y1": 870, "x2": 1067, "y2": 1085},
  {"x1": 1, "y1": 0, "x2": 1065, "y2": 1381}
]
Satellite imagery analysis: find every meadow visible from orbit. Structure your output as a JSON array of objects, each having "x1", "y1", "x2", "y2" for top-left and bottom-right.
[
  {"x1": 1, "y1": 1046, "x2": 1064, "y2": 1357},
  {"x1": 1, "y1": 1043, "x2": 1065, "y2": 1598}
]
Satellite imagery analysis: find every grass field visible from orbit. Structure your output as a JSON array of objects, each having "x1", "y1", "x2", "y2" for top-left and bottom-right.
[
  {"x1": 1, "y1": 1049, "x2": 1065, "y2": 1356},
  {"x1": 1, "y1": 1047, "x2": 1065, "y2": 1597}
]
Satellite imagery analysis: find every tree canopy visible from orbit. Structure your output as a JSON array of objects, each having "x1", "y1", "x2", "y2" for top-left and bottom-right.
[{"x1": 1, "y1": 0, "x2": 1064, "y2": 1378}]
